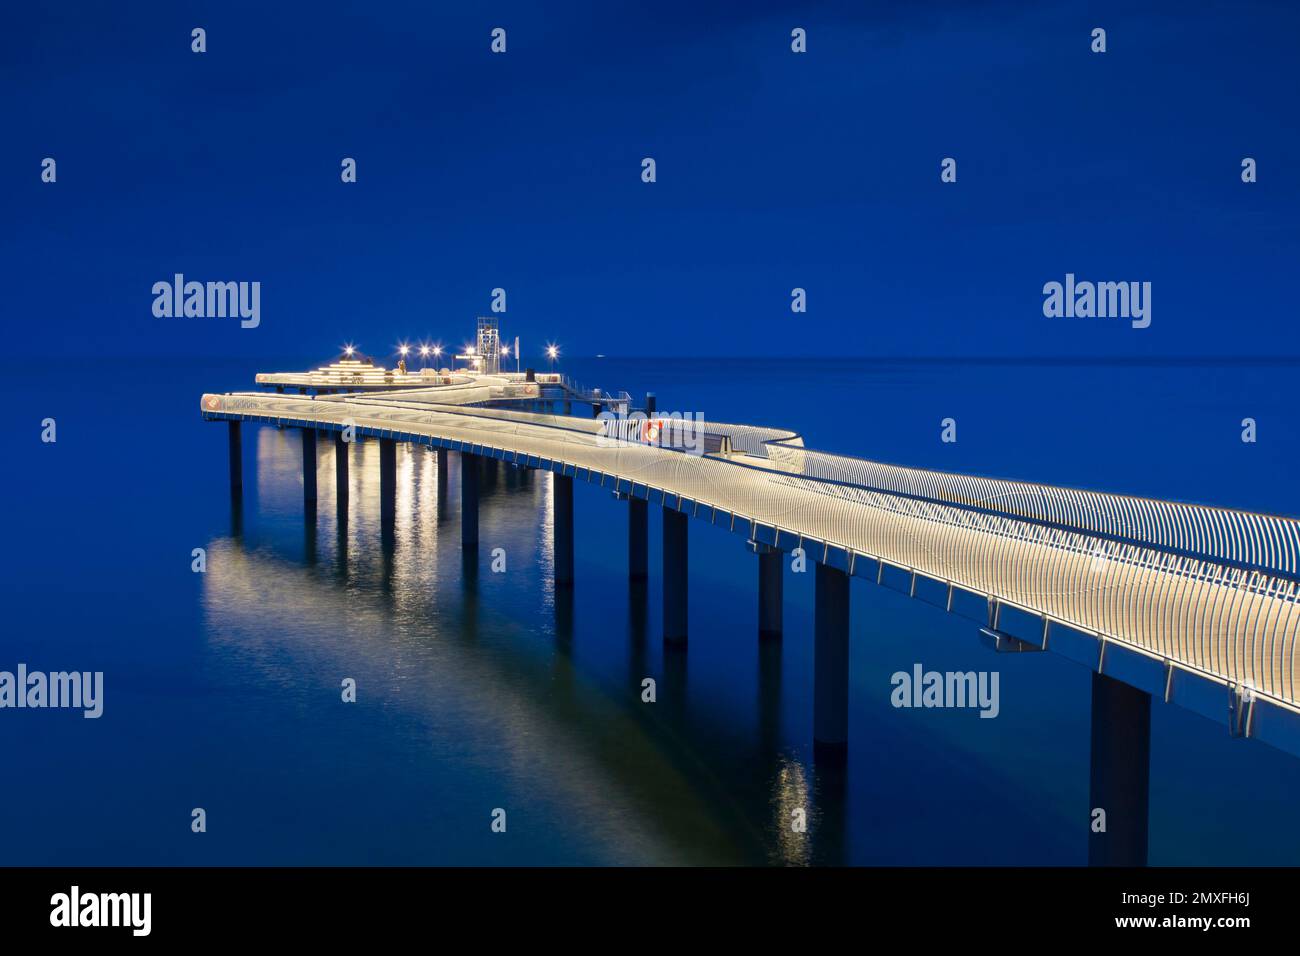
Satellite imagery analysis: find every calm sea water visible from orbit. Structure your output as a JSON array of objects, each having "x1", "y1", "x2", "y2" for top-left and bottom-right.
[{"x1": 3, "y1": 356, "x2": 1299, "y2": 865}]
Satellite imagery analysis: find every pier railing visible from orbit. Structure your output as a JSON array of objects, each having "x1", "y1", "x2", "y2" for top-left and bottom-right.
[{"x1": 754, "y1": 439, "x2": 1300, "y2": 582}]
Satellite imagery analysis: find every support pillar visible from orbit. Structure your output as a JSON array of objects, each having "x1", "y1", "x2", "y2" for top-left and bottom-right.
[
  {"x1": 628, "y1": 498, "x2": 648, "y2": 581},
  {"x1": 1088, "y1": 672, "x2": 1151, "y2": 866},
  {"x1": 814, "y1": 562, "x2": 850, "y2": 761},
  {"x1": 335, "y1": 433, "x2": 349, "y2": 572},
  {"x1": 301, "y1": 428, "x2": 317, "y2": 503},
  {"x1": 379, "y1": 437, "x2": 396, "y2": 526},
  {"x1": 461, "y1": 451, "x2": 479, "y2": 550},
  {"x1": 663, "y1": 507, "x2": 688, "y2": 644},
  {"x1": 334, "y1": 433, "x2": 349, "y2": 513},
  {"x1": 758, "y1": 549, "x2": 783, "y2": 639},
  {"x1": 435, "y1": 447, "x2": 449, "y2": 519},
  {"x1": 228, "y1": 421, "x2": 243, "y2": 496},
  {"x1": 553, "y1": 473, "x2": 574, "y2": 587}
]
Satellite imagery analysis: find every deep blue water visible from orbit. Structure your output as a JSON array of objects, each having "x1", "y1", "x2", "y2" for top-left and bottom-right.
[{"x1": 3, "y1": 355, "x2": 1299, "y2": 865}]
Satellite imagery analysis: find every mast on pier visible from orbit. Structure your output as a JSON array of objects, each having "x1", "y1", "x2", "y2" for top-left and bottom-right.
[{"x1": 476, "y1": 316, "x2": 501, "y2": 375}]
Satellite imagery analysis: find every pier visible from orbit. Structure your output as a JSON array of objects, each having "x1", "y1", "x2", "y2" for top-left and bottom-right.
[{"x1": 202, "y1": 371, "x2": 1300, "y2": 868}]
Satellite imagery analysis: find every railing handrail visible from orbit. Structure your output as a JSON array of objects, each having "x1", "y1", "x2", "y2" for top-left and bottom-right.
[{"x1": 744, "y1": 434, "x2": 1300, "y2": 581}]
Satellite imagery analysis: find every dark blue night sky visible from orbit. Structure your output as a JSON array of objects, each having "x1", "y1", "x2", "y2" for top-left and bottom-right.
[{"x1": 4, "y1": 0, "x2": 1298, "y2": 362}]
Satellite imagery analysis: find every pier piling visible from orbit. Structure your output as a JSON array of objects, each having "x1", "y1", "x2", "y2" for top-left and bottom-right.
[
  {"x1": 663, "y1": 506, "x2": 688, "y2": 644},
  {"x1": 379, "y1": 438, "x2": 397, "y2": 526},
  {"x1": 334, "y1": 433, "x2": 349, "y2": 513},
  {"x1": 628, "y1": 498, "x2": 648, "y2": 581},
  {"x1": 554, "y1": 473, "x2": 574, "y2": 587},
  {"x1": 814, "y1": 563, "x2": 850, "y2": 761},
  {"x1": 461, "y1": 451, "x2": 480, "y2": 550},
  {"x1": 435, "y1": 447, "x2": 448, "y2": 519},
  {"x1": 228, "y1": 421, "x2": 243, "y2": 496},
  {"x1": 301, "y1": 428, "x2": 317, "y2": 503},
  {"x1": 1088, "y1": 672, "x2": 1151, "y2": 866},
  {"x1": 758, "y1": 548, "x2": 783, "y2": 639}
]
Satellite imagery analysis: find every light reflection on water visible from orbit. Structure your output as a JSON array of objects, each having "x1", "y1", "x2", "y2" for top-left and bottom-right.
[{"x1": 212, "y1": 428, "x2": 839, "y2": 864}]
